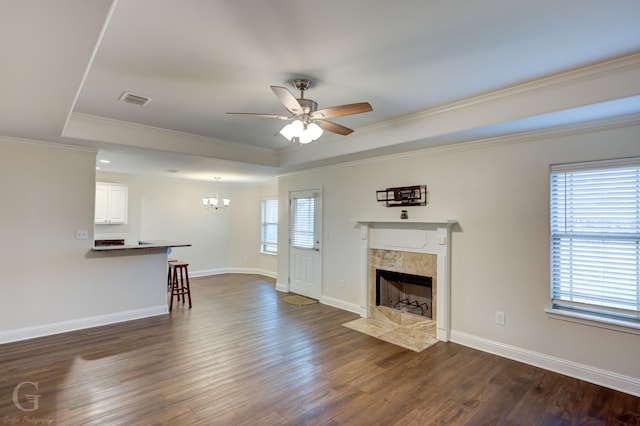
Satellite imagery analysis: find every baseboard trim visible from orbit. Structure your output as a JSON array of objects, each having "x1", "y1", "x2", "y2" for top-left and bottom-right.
[
  {"x1": 320, "y1": 295, "x2": 363, "y2": 315},
  {"x1": 450, "y1": 330, "x2": 640, "y2": 397},
  {"x1": 275, "y1": 282, "x2": 289, "y2": 293},
  {"x1": 189, "y1": 268, "x2": 228, "y2": 277},
  {"x1": 0, "y1": 305, "x2": 168, "y2": 345},
  {"x1": 190, "y1": 267, "x2": 277, "y2": 279}
]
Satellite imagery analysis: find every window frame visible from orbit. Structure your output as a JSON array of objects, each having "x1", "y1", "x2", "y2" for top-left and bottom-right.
[
  {"x1": 260, "y1": 197, "x2": 278, "y2": 255},
  {"x1": 547, "y1": 157, "x2": 640, "y2": 335}
]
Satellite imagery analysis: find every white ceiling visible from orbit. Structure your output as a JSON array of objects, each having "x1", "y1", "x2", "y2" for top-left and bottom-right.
[{"x1": 2, "y1": 0, "x2": 640, "y2": 184}]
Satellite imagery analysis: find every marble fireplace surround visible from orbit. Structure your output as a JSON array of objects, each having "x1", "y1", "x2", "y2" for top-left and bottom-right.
[
  {"x1": 355, "y1": 219, "x2": 457, "y2": 342},
  {"x1": 371, "y1": 250, "x2": 436, "y2": 320}
]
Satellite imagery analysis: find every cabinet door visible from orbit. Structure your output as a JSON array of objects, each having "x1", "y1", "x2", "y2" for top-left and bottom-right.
[
  {"x1": 95, "y1": 183, "x2": 128, "y2": 224},
  {"x1": 95, "y1": 185, "x2": 109, "y2": 224},
  {"x1": 107, "y1": 186, "x2": 128, "y2": 223}
]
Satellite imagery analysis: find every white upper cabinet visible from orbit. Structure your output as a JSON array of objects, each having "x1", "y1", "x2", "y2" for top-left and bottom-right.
[{"x1": 95, "y1": 183, "x2": 128, "y2": 224}]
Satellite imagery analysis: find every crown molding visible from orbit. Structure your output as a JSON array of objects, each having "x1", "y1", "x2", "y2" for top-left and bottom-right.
[
  {"x1": 278, "y1": 52, "x2": 640, "y2": 167},
  {"x1": 395, "y1": 51, "x2": 640, "y2": 122},
  {"x1": 64, "y1": 112, "x2": 280, "y2": 167},
  {"x1": 277, "y1": 112, "x2": 640, "y2": 179},
  {"x1": 279, "y1": 52, "x2": 640, "y2": 158},
  {"x1": 0, "y1": 134, "x2": 98, "y2": 154}
]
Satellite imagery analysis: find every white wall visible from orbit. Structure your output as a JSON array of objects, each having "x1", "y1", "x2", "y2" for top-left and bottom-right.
[
  {"x1": 96, "y1": 173, "x2": 278, "y2": 277},
  {"x1": 0, "y1": 138, "x2": 168, "y2": 341},
  {"x1": 277, "y1": 119, "x2": 640, "y2": 393}
]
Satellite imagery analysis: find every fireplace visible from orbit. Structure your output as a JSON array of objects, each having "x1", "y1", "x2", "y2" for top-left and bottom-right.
[
  {"x1": 355, "y1": 219, "x2": 456, "y2": 343},
  {"x1": 376, "y1": 269, "x2": 433, "y2": 318}
]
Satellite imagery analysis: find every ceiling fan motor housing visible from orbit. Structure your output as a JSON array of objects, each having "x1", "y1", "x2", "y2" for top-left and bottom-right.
[
  {"x1": 293, "y1": 78, "x2": 312, "y2": 92},
  {"x1": 297, "y1": 98, "x2": 318, "y2": 116}
]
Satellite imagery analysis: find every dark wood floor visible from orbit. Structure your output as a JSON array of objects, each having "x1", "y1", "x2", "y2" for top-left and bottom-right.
[{"x1": 1, "y1": 274, "x2": 639, "y2": 425}]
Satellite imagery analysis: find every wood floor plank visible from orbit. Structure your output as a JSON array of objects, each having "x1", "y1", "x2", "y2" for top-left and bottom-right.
[{"x1": 1, "y1": 273, "x2": 639, "y2": 425}]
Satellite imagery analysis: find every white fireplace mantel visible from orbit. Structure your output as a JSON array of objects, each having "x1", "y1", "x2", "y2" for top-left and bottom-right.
[
  {"x1": 353, "y1": 218, "x2": 457, "y2": 342},
  {"x1": 353, "y1": 219, "x2": 457, "y2": 226}
]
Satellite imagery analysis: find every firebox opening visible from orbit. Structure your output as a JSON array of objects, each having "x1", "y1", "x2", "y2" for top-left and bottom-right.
[{"x1": 376, "y1": 269, "x2": 433, "y2": 319}]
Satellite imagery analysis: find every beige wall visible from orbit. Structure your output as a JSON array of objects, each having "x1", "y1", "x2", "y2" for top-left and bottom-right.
[
  {"x1": 227, "y1": 182, "x2": 279, "y2": 276},
  {"x1": 277, "y1": 120, "x2": 640, "y2": 388},
  {"x1": 0, "y1": 138, "x2": 277, "y2": 343},
  {"x1": 3, "y1": 118, "x2": 639, "y2": 393},
  {"x1": 0, "y1": 138, "x2": 168, "y2": 340}
]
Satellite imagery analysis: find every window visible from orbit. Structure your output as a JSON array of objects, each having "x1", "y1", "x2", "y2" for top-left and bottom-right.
[
  {"x1": 261, "y1": 198, "x2": 278, "y2": 254},
  {"x1": 549, "y1": 158, "x2": 640, "y2": 328},
  {"x1": 291, "y1": 196, "x2": 315, "y2": 249}
]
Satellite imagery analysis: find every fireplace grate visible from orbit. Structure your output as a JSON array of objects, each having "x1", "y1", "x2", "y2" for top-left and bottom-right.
[
  {"x1": 376, "y1": 269, "x2": 433, "y2": 319},
  {"x1": 393, "y1": 298, "x2": 429, "y2": 316}
]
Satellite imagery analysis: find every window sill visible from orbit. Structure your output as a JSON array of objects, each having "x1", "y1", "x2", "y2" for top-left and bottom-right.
[
  {"x1": 260, "y1": 251, "x2": 277, "y2": 256},
  {"x1": 545, "y1": 308, "x2": 640, "y2": 336}
]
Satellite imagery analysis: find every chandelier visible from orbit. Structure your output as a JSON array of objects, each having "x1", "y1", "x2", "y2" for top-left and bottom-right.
[{"x1": 202, "y1": 177, "x2": 230, "y2": 209}]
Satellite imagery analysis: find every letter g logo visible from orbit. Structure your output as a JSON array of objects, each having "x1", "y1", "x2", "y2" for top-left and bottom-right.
[{"x1": 12, "y1": 381, "x2": 41, "y2": 412}]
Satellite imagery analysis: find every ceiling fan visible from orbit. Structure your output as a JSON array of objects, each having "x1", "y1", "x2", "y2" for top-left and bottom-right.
[{"x1": 226, "y1": 79, "x2": 373, "y2": 144}]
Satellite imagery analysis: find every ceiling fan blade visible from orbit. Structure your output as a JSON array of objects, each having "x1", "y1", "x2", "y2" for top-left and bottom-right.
[
  {"x1": 271, "y1": 86, "x2": 303, "y2": 115},
  {"x1": 316, "y1": 120, "x2": 353, "y2": 136},
  {"x1": 226, "y1": 112, "x2": 289, "y2": 120},
  {"x1": 311, "y1": 102, "x2": 372, "y2": 119}
]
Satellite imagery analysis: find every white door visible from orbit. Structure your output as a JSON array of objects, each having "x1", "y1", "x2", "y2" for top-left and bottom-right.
[{"x1": 289, "y1": 189, "x2": 322, "y2": 300}]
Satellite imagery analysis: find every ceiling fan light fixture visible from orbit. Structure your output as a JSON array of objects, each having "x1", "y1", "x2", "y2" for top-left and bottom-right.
[
  {"x1": 280, "y1": 119, "x2": 304, "y2": 140},
  {"x1": 298, "y1": 131, "x2": 313, "y2": 144},
  {"x1": 307, "y1": 122, "x2": 323, "y2": 140},
  {"x1": 229, "y1": 79, "x2": 372, "y2": 142},
  {"x1": 280, "y1": 120, "x2": 323, "y2": 144}
]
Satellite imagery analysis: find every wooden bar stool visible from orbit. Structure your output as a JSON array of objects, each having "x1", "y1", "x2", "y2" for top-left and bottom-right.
[
  {"x1": 169, "y1": 261, "x2": 192, "y2": 311},
  {"x1": 167, "y1": 259, "x2": 178, "y2": 291}
]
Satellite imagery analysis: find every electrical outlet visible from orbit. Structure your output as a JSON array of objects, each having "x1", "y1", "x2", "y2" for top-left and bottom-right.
[
  {"x1": 495, "y1": 311, "x2": 505, "y2": 326},
  {"x1": 339, "y1": 279, "x2": 345, "y2": 288},
  {"x1": 76, "y1": 229, "x2": 89, "y2": 240}
]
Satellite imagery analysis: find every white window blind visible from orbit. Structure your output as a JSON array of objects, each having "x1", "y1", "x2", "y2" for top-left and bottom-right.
[
  {"x1": 550, "y1": 159, "x2": 640, "y2": 323},
  {"x1": 261, "y1": 198, "x2": 278, "y2": 254},
  {"x1": 291, "y1": 196, "x2": 315, "y2": 249}
]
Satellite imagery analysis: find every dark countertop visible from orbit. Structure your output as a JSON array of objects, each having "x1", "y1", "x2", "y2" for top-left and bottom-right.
[{"x1": 91, "y1": 240, "x2": 191, "y2": 251}]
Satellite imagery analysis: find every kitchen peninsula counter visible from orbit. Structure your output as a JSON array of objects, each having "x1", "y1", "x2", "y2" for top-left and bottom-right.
[{"x1": 91, "y1": 240, "x2": 191, "y2": 252}]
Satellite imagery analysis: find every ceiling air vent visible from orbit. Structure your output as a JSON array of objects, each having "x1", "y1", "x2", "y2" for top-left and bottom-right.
[{"x1": 118, "y1": 92, "x2": 151, "y2": 106}]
